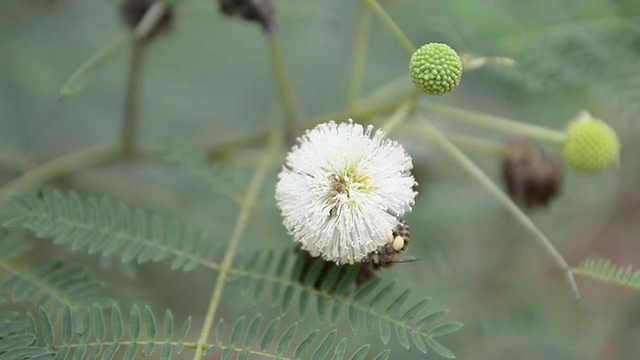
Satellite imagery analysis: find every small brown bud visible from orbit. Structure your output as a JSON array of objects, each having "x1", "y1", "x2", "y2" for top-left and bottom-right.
[
  {"x1": 120, "y1": 0, "x2": 174, "y2": 41},
  {"x1": 503, "y1": 139, "x2": 563, "y2": 209},
  {"x1": 218, "y1": 0, "x2": 275, "y2": 35}
]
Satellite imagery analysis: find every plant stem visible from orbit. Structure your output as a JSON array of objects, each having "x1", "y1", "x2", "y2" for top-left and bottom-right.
[
  {"x1": 363, "y1": 0, "x2": 415, "y2": 54},
  {"x1": 121, "y1": 1, "x2": 169, "y2": 155},
  {"x1": 418, "y1": 118, "x2": 581, "y2": 305},
  {"x1": 347, "y1": 3, "x2": 372, "y2": 111},
  {"x1": 59, "y1": 36, "x2": 127, "y2": 99},
  {"x1": 266, "y1": 36, "x2": 298, "y2": 146},
  {"x1": 121, "y1": 40, "x2": 146, "y2": 156},
  {"x1": 192, "y1": 132, "x2": 281, "y2": 359},
  {"x1": 421, "y1": 102, "x2": 567, "y2": 144},
  {"x1": 0, "y1": 145, "x2": 123, "y2": 204}
]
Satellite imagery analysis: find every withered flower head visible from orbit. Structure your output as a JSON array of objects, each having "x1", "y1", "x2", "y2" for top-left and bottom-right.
[
  {"x1": 120, "y1": 0, "x2": 174, "y2": 41},
  {"x1": 218, "y1": 0, "x2": 275, "y2": 34},
  {"x1": 503, "y1": 139, "x2": 563, "y2": 209}
]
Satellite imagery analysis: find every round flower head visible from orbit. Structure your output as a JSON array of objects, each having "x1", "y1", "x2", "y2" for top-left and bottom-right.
[
  {"x1": 562, "y1": 113, "x2": 620, "y2": 173},
  {"x1": 275, "y1": 120, "x2": 417, "y2": 264},
  {"x1": 410, "y1": 43, "x2": 462, "y2": 95}
]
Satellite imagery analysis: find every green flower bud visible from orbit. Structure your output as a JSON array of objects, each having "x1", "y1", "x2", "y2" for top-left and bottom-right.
[
  {"x1": 410, "y1": 43, "x2": 462, "y2": 95},
  {"x1": 562, "y1": 113, "x2": 620, "y2": 173}
]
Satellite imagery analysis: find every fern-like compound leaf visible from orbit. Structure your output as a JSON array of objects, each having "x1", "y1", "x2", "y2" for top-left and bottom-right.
[
  {"x1": 4, "y1": 305, "x2": 191, "y2": 360},
  {"x1": 0, "y1": 235, "x2": 114, "y2": 327},
  {"x1": 0, "y1": 310, "x2": 52, "y2": 359},
  {"x1": 573, "y1": 258, "x2": 640, "y2": 291},
  {"x1": 233, "y1": 249, "x2": 462, "y2": 358},
  {"x1": 4, "y1": 190, "x2": 224, "y2": 273}
]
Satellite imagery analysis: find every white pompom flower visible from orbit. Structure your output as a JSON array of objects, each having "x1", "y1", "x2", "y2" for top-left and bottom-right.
[{"x1": 275, "y1": 120, "x2": 417, "y2": 264}]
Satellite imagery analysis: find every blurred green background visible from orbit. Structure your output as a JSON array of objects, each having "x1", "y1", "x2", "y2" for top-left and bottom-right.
[{"x1": 2, "y1": 0, "x2": 640, "y2": 358}]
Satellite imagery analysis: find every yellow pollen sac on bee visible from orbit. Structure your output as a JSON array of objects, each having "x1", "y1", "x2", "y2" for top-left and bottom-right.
[{"x1": 392, "y1": 235, "x2": 405, "y2": 251}]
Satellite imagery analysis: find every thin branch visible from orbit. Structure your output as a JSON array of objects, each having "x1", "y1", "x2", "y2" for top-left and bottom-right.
[
  {"x1": 121, "y1": 41, "x2": 146, "y2": 155},
  {"x1": 59, "y1": 36, "x2": 127, "y2": 99},
  {"x1": 363, "y1": 0, "x2": 415, "y2": 54},
  {"x1": 266, "y1": 37, "x2": 298, "y2": 146}
]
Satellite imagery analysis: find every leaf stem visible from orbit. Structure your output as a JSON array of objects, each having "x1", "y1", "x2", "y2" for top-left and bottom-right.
[
  {"x1": 59, "y1": 36, "x2": 127, "y2": 99},
  {"x1": 418, "y1": 118, "x2": 581, "y2": 304},
  {"x1": 347, "y1": 3, "x2": 372, "y2": 111},
  {"x1": 121, "y1": 41, "x2": 146, "y2": 156},
  {"x1": 266, "y1": 36, "x2": 298, "y2": 145},
  {"x1": 421, "y1": 102, "x2": 567, "y2": 144},
  {"x1": 363, "y1": 0, "x2": 415, "y2": 54},
  {"x1": 192, "y1": 132, "x2": 281, "y2": 360},
  {"x1": 121, "y1": 1, "x2": 169, "y2": 155},
  {"x1": 0, "y1": 145, "x2": 123, "y2": 204}
]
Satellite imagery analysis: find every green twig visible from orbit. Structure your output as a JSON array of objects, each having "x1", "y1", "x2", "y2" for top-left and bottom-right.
[
  {"x1": 59, "y1": 36, "x2": 127, "y2": 99},
  {"x1": 421, "y1": 102, "x2": 567, "y2": 144},
  {"x1": 363, "y1": 0, "x2": 415, "y2": 54},
  {"x1": 418, "y1": 118, "x2": 581, "y2": 305},
  {"x1": 121, "y1": 41, "x2": 146, "y2": 155},
  {"x1": 0, "y1": 145, "x2": 123, "y2": 204},
  {"x1": 121, "y1": 1, "x2": 170, "y2": 155},
  {"x1": 266, "y1": 37, "x2": 298, "y2": 145},
  {"x1": 347, "y1": 3, "x2": 372, "y2": 110},
  {"x1": 192, "y1": 131, "x2": 281, "y2": 360}
]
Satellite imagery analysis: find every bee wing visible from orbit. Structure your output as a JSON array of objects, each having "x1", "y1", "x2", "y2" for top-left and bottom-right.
[{"x1": 390, "y1": 253, "x2": 419, "y2": 264}]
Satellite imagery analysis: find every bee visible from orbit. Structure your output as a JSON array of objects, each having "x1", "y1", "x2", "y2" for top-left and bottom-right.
[
  {"x1": 296, "y1": 219, "x2": 417, "y2": 293},
  {"x1": 366, "y1": 220, "x2": 416, "y2": 270}
]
